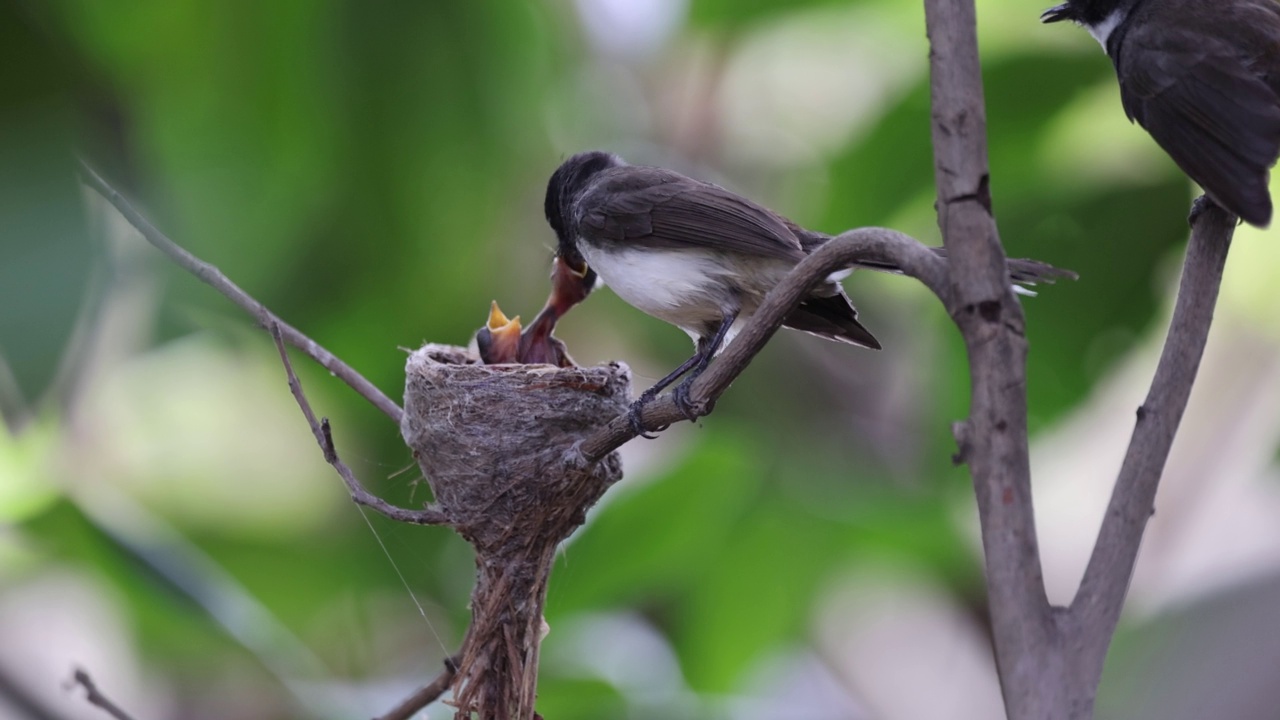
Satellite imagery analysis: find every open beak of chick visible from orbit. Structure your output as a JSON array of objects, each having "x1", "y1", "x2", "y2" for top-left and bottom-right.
[{"x1": 475, "y1": 300, "x2": 523, "y2": 364}]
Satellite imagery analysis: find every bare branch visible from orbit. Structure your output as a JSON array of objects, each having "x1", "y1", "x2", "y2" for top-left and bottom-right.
[
  {"x1": 78, "y1": 161, "x2": 404, "y2": 425},
  {"x1": 68, "y1": 668, "x2": 139, "y2": 720},
  {"x1": 1069, "y1": 203, "x2": 1235, "y2": 685},
  {"x1": 374, "y1": 655, "x2": 459, "y2": 720},
  {"x1": 268, "y1": 323, "x2": 448, "y2": 526},
  {"x1": 579, "y1": 227, "x2": 948, "y2": 462},
  {"x1": 922, "y1": 0, "x2": 1060, "y2": 714}
]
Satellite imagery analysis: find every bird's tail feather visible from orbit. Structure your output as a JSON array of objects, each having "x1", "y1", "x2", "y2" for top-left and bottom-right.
[
  {"x1": 783, "y1": 291, "x2": 881, "y2": 350},
  {"x1": 792, "y1": 224, "x2": 1077, "y2": 286}
]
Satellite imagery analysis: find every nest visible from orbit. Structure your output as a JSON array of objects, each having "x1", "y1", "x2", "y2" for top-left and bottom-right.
[{"x1": 400, "y1": 344, "x2": 630, "y2": 719}]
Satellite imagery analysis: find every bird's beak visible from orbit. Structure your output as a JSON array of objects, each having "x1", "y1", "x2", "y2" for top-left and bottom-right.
[
  {"x1": 1040, "y1": 4, "x2": 1073, "y2": 23},
  {"x1": 476, "y1": 300, "x2": 522, "y2": 364},
  {"x1": 561, "y1": 256, "x2": 589, "y2": 279},
  {"x1": 487, "y1": 300, "x2": 517, "y2": 331},
  {"x1": 550, "y1": 255, "x2": 596, "y2": 316}
]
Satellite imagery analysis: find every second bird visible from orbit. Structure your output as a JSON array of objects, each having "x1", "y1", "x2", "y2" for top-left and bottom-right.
[
  {"x1": 543, "y1": 151, "x2": 880, "y2": 433},
  {"x1": 1042, "y1": 0, "x2": 1280, "y2": 227}
]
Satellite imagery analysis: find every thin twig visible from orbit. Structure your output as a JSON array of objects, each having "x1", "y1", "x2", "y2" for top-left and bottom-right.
[
  {"x1": 68, "y1": 668, "x2": 139, "y2": 720},
  {"x1": 1068, "y1": 202, "x2": 1235, "y2": 688},
  {"x1": 922, "y1": 0, "x2": 1060, "y2": 715},
  {"x1": 268, "y1": 323, "x2": 447, "y2": 526},
  {"x1": 78, "y1": 161, "x2": 403, "y2": 425},
  {"x1": 374, "y1": 655, "x2": 460, "y2": 720}
]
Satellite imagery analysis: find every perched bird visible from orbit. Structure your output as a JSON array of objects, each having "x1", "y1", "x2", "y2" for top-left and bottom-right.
[
  {"x1": 543, "y1": 151, "x2": 881, "y2": 433},
  {"x1": 1042, "y1": 0, "x2": 1280, "y2": 227}
]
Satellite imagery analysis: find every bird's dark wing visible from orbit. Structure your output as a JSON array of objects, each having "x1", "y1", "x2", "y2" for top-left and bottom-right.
[
  {"x1": 783, "y1": 290, "x2": 880, "y2": 350},
  {"x1": 577, "y1": 168, "x2": 806, "y2": 262},
  {"x1": 1119, "y1": 26, "x2": 1280, "y2": 225}
]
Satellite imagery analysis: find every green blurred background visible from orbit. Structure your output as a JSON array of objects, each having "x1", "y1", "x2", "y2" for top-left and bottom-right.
[{"x1": 4, "y1": 0, "x2": 1280, "y2": 718}]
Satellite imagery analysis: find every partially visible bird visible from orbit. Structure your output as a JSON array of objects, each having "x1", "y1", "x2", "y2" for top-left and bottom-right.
[
  {"x1": 474, "y1": 301, "x2": 523, "y2": 365},
  {"x1": 1042, "y1": 0, "x2": 1280, "y2": 227}
]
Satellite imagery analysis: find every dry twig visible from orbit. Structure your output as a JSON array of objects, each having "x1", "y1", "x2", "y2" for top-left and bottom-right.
[
  {"x1": 267, "y1": 322, "x2": 445, "y2": 525},
  {"x1": 374, "y1": 655, "x2": 460, "y2": 720},
  {"x1": 68, "y1": 668, "x2": 139, "y2": 720}
]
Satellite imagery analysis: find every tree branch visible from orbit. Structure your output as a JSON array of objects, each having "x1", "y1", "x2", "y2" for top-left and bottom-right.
[
  {"x1": 374, "y1": 655, "x2": 459, "y2": 720},
  {"x1": 268, "y1": 323, "x2": 447, "y2": 526},
  {"x1": 78, "y1": 161, "x2": 404, "y2": 425},
  {"x1": 1069, "y1": 203, "x2": 1235, "y2": 687},
  {"x1": 579, "y1": 227, "x2": 949, "y2": 462},
  {"x1": 68, "y1": 668, "x2": 139, "y2": 720},
  {"x1": 922, "y1": 0, "x2": 1059, "y2": 714}
]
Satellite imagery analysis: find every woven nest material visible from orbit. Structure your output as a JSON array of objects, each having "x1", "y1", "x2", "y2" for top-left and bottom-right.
[
  {"x1": 400, "y1": 343, "x2": 631, "y2": 719},
  {"x1": 401, "y1": 343, "x2": 628, "y2": 549}
]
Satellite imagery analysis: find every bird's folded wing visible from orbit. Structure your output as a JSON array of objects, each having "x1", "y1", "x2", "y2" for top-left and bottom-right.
[
  {"x1": 579, "y1": 172, "x2": 806, "y2": 262},
  {"x1": 1120, "y1": 27, "x2": 1280, "y2": 224}
]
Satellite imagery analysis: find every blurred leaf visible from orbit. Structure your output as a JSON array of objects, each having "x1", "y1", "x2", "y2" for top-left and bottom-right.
[
  {"x1": 689, "y1": 0, "x2": 857, "y2": 31},
  {"x1": 821, "y1": 82, "x2": 934, "y2": 231},
  {"x1": 0, "y1": 7, "x2": 95, "y2": 425},
  {"x1": 20, "y1": 500, "x2": 235, "y2": 664},
  {"x1": 1013, "y1": 181, "x2": 1189, "y2": 427},
  {"x1": 0, "y1": 422, "x2": 62, "y2": 521},
  {"x1": 675, "y1": 500, "x2": 844, "y2": 692},
  {"x1": 984, "y1": 52, "x2": 1114, "y2": 195},
  {"x1": 535, "y1": 676, "x2": 627, "y2": 720},
  {"x1": 548, "y1": 435, "x2": 763, "y2": 616},
  {"x1": 672, "y1": 460, "x2": 980, "y2": 693}
]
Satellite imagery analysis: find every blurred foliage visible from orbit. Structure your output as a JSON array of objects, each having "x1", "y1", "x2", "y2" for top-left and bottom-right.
[{"x1": 0, "y1": 0, "x2": 1225, "y2": 717}]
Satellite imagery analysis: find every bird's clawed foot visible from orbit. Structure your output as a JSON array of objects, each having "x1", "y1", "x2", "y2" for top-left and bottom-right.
[
  {"x1": 627, "y1": 389, "x2": 666, "y2": 439},
  {"x1": 1188, "y1": 195, "x2": 1226, "y2": 227},
  {"x1": 627, "y1": 380, "x2": 710, "y2": 438},
  {"x1": 672, "y1": 379, "x2": 706, "y2": 422}
]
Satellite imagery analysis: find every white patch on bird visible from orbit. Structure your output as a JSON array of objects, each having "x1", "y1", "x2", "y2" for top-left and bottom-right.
[
  {"x1": 578, "y1": 242, "x2": 730, "y2": 333},
  {"x1": 1086, "y1": 8, "x2": 1125, "y2": 48}
]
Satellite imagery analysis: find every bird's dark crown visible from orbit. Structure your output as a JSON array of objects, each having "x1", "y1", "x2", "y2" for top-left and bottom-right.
[
  {"x1": 544, "y1": 151, "x2": 622, "y2": 247},
  {"x1": 1041, "y1": 0, "x2": 1124, "y2": 26}
]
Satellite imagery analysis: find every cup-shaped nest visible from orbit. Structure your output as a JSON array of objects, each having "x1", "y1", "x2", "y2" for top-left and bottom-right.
[{"x1": 400, "y1": 344, "x2": 628, "y2": 552}]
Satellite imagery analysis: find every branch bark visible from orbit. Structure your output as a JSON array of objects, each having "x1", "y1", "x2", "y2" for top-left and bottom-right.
[
  {"x1": 1068, "y1": 203, "x2": 1235, "y2": 690},
  {"x1": 78, "y1": 161, "x2": 404, "y2": 425},
  {"x1": 922, "y1": 0, "x2": 1238, "y2": 717},
  {"x1": 922, "y1": 4, "x2": 1061, "y2": 712}
]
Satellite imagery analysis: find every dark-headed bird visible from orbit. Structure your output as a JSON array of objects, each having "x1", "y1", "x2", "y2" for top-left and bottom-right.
[
  {"x1": 1043, "y1": 0, "x2": 1280, "y2": 227},
  {"x1": 543, "y1": 151, "x2": 880, "y2": 433}
]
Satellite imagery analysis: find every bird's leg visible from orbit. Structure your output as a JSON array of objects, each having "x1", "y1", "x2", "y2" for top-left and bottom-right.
[
  {"x1": 628, "y1": 353, "x2": 701, "y2": 438},
  {"x1": 1188, "y1": 194, "x2": 1228, "y2": 227},
  {"x1": 628, "y1": 310, "x2": 739, "y2": 435},
  {"x1": 672, "y1": 310, "x2": 738, "y2": 422}
]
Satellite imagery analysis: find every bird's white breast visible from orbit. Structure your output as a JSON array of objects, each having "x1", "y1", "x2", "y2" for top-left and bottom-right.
[
  {"x1": 577, "y1": 242, "x2": 728, "y2": 333},
  {"x1": 1086, "y1": 8, "x2": 1125, "y2": 48}
]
